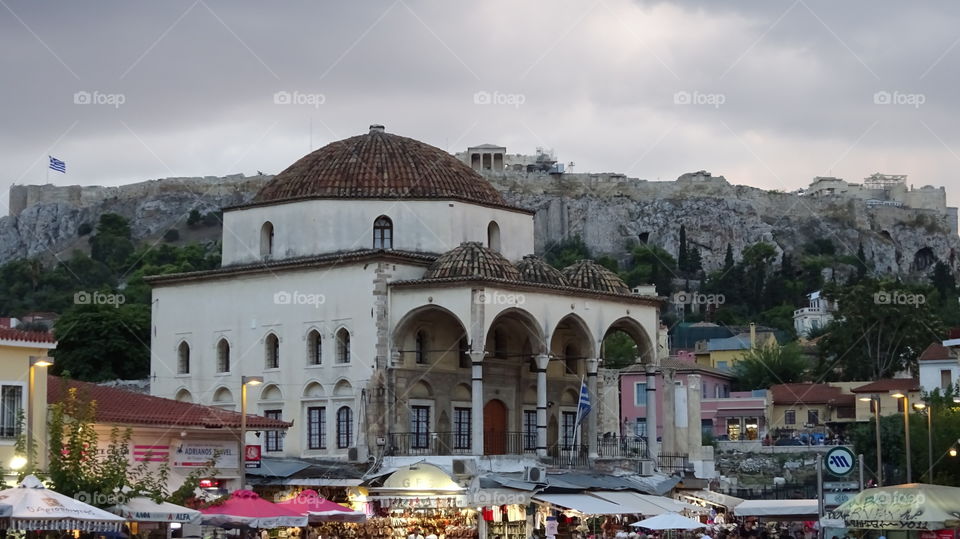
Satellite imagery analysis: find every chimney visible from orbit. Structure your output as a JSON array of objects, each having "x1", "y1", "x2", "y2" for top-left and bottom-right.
[
  {"x1": 369, "y1": 124, "x2": 385, "y2": 134},
  {"x1": 750, "y1": 322, "x2": 757, "y2": 349}
]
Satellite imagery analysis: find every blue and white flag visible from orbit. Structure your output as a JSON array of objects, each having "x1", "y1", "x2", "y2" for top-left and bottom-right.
[
  {"x1": 49, "y1": 156, "x2": 66, "y2": 173},
  {"x1": 576, "y1": 377, "x2": 591, "y2": 425}
]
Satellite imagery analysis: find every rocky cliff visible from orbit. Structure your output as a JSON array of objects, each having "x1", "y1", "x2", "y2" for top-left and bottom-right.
[{"x1": 4, "y1": 170, "x2": 959, "y2": 278}]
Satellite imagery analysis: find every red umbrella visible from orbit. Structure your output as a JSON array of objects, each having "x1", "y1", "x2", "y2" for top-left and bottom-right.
[
  {"x1": 278, "y1": 490, "x2": 366, "y2": 523},
  {"x1": 200, "y1": 490, "x2": 308, "y2": 529}
]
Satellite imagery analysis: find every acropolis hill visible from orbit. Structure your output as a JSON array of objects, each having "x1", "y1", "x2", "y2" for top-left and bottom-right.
[{"x1": 4, "y1": 145, "x2": 959, "y2": 279}]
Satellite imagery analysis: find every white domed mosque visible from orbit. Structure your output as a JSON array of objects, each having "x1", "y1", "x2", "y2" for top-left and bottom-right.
[{"x1": 149, "y1": 125, "x2": 662, "y2": 475}]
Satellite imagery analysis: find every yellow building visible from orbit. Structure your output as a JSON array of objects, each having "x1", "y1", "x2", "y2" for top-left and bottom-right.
[
  {"x1": 695, "y1": 324, "x2": 778, "y2": 371},
  {"x1": 0, "y1": 328, "x2": 55, "y2": 478},
  {"x1": 768, "y1": 383, "x2": 857, "y2": 437},
  {"x1": 850, "y1": 378, "x2": 922, "y2": 422}
]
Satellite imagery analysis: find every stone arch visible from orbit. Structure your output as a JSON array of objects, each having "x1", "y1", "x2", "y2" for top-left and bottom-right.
[
  {"x1": 260, "y1": 383, "x2": 283, "y2": 402},
  {"x1": 451, "y1": 383, "x2": 471, "y2": 401},
  {"x1": 212, "y1": 387, "x2": 234, "y2": 404},
  {"x1": 215, "y1": 337, "x2": 231, "y2": 373},
  {"x1": 303, "y1": 381, "x2": 325, "y2": 399},
  {"x1": 176, "y1": 340, "x2": 190, "y2": 375},
  {"x1": 550, "y1": 314, "x2": 595, "y2": 376},
  {"x1": 174, "y1": 388, "x2": 193, "y2": 403},
  {"x1": 409, "y1": 380, "x2": 433, "y2": 399},
  {"x1": 392, "y1": 305, "x2": 469, "y2": 367},
  {"x1": 487, "y1": 221, "x2": 501, "y2": 252},
  {"x1": 523, "y1": 385, "x2": 538, "y2": 405},
  {"x1": 260, "y1": 221, "x2": 274, "y2": 257},
  {"x1": 485, "y1": 307, "x2": 547, "y2": 360},
  {"x1": 602, "y1": 316, "x2": 656, "y2": 365},
  {"x1": 333, "y1": 379, "x2": 353, "y2": 397},
  {"x1": 560, "y1": 387, "x2": 579, "y2": 406}
]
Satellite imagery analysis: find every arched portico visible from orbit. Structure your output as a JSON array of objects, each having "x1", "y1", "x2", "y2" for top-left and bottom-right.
[{"x1": 603, "y1": 316, "x2": 659, "y2": 459}]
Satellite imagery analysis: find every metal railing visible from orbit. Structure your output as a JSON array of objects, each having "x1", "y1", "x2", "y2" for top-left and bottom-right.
[
  {"x1": 386, "y1": 431, "x2": 539, "y2": 456},
  {"x1": 657, "y1": 452, "x2": 690, "y2": 473},
  {"x1": 596, "y1": 435, "x2": 648, "y2": 459}
]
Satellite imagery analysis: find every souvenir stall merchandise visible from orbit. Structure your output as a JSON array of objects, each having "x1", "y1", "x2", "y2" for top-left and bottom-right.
[
  {"x1": 368, "y1": 497, "x2": 478, "y2": 539},
  {"x1": 482, "y1": 504, "x2": 528, "y2": 539}
]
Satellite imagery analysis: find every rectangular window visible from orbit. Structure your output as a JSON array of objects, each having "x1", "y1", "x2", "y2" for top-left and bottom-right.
[
  {"x1": 523, "y1": 410, "x2": 538, "y2": 450},
  {"x1": 634, "y1": 383, "x2": 647, "y2": 406},
  {"x1": 727, "y1": 418, "x2": 742, "y2": 441},
  {"x1": 635, "y1": 418, "x2": 647, "y2": 438},
  {"x1": 941, "y1": 369, "x2": 953, "y2": 390},
  {"x1": 744, "y1": 417, "x2": 759, "y2": 440},
  {"x1": 307, "y1": 407, "x2": 325, "y2": 450},
  {"x1": 807, "y1": 409, "x2": 819, "y2": 425},
  {"x1": 561, "y1": 411, "x2": 577, "y2": 449},
  {"x1": 0, "y1": 385, "x2": 22, "y2": 439},
  {"x1": 264, "y1": 410, "x2": 283, "y2": 452},
  {"x1": 411, "y1": 406, "x2": 430, "y2": 449},
  {"x1": 453, "y1": 407, "x2": 471, "y2": 450},
  {"x1": 785, "y1": 410, "x2": 796, "y2": 425},
  {"x1": 701, "y1": 419, "x2": 713, "y2": 436}
]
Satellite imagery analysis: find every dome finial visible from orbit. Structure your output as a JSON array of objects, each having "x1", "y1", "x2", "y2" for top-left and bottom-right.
[{"x1": 369, "y1": 124, "x2": 385, "y2": 134}]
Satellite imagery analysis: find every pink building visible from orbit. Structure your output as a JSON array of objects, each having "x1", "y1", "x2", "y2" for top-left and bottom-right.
[{"x1": 620, "y1": 353, "x2": 768, "y2": 441}]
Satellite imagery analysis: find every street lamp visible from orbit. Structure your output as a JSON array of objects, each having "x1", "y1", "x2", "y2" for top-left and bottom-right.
[
  {"x1": 892, "y1": 390, "x2": 911, "y2": 483},
  {"x1": 240, "y1": 376, "x2": 263, "y2": 490},
  {"x1": 858, "y1": 394, "x2": 883, "y2": 486},
  {"x1": 913, "y1": 401, "x2": 934, "y2": 482},
  {"x1": 27, "y1": 356, "x2": 53, "y2": 471}
]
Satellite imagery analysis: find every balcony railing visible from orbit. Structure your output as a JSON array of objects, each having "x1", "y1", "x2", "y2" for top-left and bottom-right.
[
  {"x1": 386, "y1": 431, "x2": 539, "y2": 457},
  {"x1": 596, "y1": 435, "x2": 648, "y2": 459}
]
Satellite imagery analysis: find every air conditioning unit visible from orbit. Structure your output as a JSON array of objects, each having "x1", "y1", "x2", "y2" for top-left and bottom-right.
[
  {"x1": 523, "y1": 466, "x2": 546, "y2": 483},
  {"x1": 638, "y1": 460, "x2": 655, "y2": 476},
  {"x1": 452, "y1": 458, "x2": 477, "y2": 477},
  {"x1": 347, "y1": 448, "x2": 358, "y2": 461}
]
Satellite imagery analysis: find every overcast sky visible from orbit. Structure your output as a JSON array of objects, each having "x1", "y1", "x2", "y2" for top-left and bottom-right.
[{"x1": 2, "y1": 0, "x2": 960, "y2": 209}]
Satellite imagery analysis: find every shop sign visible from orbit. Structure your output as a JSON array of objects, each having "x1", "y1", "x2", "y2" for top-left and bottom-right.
[
  {"x1": 245, "y1": 444, "x2": 261, "y2": 468},
  {"x1": 172, "y1": 440, "x2": 238, "y2": 468},
  {"x1": 824, "y1": 492, "x2": 854, "y2": 506}
]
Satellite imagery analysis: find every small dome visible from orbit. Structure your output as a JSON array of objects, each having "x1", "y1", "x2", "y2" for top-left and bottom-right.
[
  {"x1": 424, "y1": 242, "x2": 522, "y2": 281},
  {"x1": 562, "y1": 259, "x2": 631, "y2": 294},
  {"x1": 254, "y1": 126, "x2": 508, "y2": 207},
  {"x1": 516, "y1": 255, "x2": 569, "y2": 286}
]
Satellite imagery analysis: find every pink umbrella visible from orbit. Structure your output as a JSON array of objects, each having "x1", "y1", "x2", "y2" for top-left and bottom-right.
[
  {"x1": 278, "y1": 490, "x2": 366, "y2": 523},
  {"x1": 200, "y1": 490, "x2": 308, "y2": 529}
]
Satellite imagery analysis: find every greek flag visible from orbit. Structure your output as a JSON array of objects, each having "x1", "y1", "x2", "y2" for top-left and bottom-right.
[
  {"x1": 576, "y1": 377, "x2": 591, "y2": 425},
  {"x1": 49, "y1": 156, "x2": 66, "y2": 173}
]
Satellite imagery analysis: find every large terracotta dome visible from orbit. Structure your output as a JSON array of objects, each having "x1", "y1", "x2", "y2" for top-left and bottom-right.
[
  {"x1": 424, "y1": 242, "x2": 522, "y2": 281},
  {"x1": 562, "y1": 259, "x2": 632, "y2": 294},
  {"x1": 254, "y1": 125, "x2": 508, "y2": 207}
]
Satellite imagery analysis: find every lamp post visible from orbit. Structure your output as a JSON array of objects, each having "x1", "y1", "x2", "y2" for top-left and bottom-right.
[
  {"x1": 892, "y1": 390, "x2": 911, "y2": 483},
  {"x1": 913, "y1": 401, "x2": 933, "y2": 482},
  {"x1": 858, "y1": 394, "x2": 882, "y2": 486},
  {"x1": 27, "y1": 356, "x2": 53, "y2": 471},
  {"x1": 240, "y1": 376, "x2": 263, "y2": 489}
]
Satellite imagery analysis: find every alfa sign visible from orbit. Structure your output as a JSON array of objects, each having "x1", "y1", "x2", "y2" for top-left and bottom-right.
[
  {"x1": 825, "y1": 447, "x2": 856, "y2": 476},
  {"x1": 245, "y1": 444, "x2": 262, "y2": 469}
]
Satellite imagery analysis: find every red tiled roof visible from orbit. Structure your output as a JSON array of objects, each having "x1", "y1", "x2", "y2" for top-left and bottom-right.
[
  {"x1": 770, "y1": 383, "x2": 854, "y2": 405},
  {"x1": 919, "y1": 342, "x2": 955, "y2": 362},
  {"x1": 47, "y1": 376, "x2": 291, "y2": 429},
  {"x1": 851, "y1": 378, "x2": 920, "y2": 393},
  {"x1": 0, "y1": 327, "x2": 56, "y2": 344}
]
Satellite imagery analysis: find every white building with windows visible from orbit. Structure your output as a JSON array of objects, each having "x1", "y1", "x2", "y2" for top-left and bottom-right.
[
  {"x1": 918, "y1": 342, "x2": 959, "y2": 394},
  {"x1": 148, "y1": 125, "x2": 662, "y2": 471},
  {"x1": 793, "y1": 291, "x2": 836, "y2": 338}
]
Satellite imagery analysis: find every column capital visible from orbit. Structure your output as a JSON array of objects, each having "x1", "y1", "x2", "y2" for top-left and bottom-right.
[
  {"x1": 644, "y1": 363, "x2": 658, "y2": 376},
  {"x1": 586, "y1": 358, "x2": 599, "y2": 374},
  {"x1": 469, "y1": 350, "x2": 486, "y2": 364},
  {"x1": 534, "y1": 353, "x2": 550, "y2": 370}
]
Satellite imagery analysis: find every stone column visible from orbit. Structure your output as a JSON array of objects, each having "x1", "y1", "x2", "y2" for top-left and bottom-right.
[
  {"x1": 535, "y1": 354, "x2": 550, "y2": 458},
  {"x1": 586, "y1": 358, "x2": 599, "y2": 459},
  {"x1": 645, "y1": 364, "x2": 659, "y2": 461},
  {"x1": 662, "y1": 369, "x2": 677, "y2": 455},
  {"x1": 471, "y1": 350, "x2": 485, "y2": 455},
  {"x1": 687, "y1": 374, "x2": 703, "y2": 455}
]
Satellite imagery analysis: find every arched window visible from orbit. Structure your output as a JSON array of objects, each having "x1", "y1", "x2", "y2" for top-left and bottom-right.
[
  {"x1": 415, "y1": 330, "x2": 428, "y2": 364},
  {"x1": 177, "y1": 341, "x2": 190, "y2": 374},
  {"x1": 216, "y1": 339, "x2": 230, "y2": 373},
  {"x1": 260, "y1": 222, "x2": 274, "y2": 258},
  {"x1": 307, "y1": 329, "x2": 322, "y2": 365},
  {"x1": 487, "y1": 221, "x2": 501, "y2": 252},
  {"x1": 337, "y1": 406, "x2": 353, "y2": 448},
  {"x1": 265, "y1": 333, "x2": 280, "y2": 369},
  {"x1": 373, "y1": 216, "x2": 393, "y2": 249},
  {"x1": 336, "y1": 329, "x2": 351, "y2": 364}
]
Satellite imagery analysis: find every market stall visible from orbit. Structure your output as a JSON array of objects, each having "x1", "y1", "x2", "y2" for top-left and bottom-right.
[
  {"x1": 827, "y1": 483, "x2": 960, "y2": 531},
  {"x1": 108, "y1": 496, "x2": 201, "y2": 539},
  {"x1": 199, "y1": 489, "x2": 308, "y2": 529},
  {"x1": 0, "y1": 475, "x2": 124, "y2": 532},
  {"x1": 278, "y1": 489, "x2": 366, "y2": 523},
  {"x1": 735, "y1": 499, "x2": 820, "y2": 521},
  {"x1": 631, "y1": 513, "x2": 705, "y2": 531}
]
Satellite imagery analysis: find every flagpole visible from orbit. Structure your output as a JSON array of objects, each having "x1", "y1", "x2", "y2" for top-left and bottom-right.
[{"x1": 571, "y1": 375, "x2": 586, "y2": 466}]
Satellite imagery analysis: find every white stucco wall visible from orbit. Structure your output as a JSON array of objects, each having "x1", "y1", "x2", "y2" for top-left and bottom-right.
[
  {"x1": 221, "y1": 199, "x2": 534, "y2": 265},
  {"x1": 919, "y1": 360, "x2": 960, "y2": 393}
]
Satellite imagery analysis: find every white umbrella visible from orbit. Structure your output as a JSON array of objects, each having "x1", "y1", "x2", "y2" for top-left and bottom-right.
[
  {"x1": 108, "y1": 496, "x2": 201, "y2": 523},
  {"x1": 631, "y1": 512, "x2": 704, "y2": 531},
  {"x1": 0, "y1": 475, "x2": 125, "y2": 531}
]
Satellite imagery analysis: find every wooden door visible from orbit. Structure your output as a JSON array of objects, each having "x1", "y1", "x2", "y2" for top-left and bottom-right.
[{"x1": 483, "y1": 399, "x2": 507, "y2": 455}]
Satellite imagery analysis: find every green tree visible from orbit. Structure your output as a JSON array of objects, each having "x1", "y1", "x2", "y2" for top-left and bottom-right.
[
  {"x1": 620, "y1": 245, "x2": 677, "y2": 296},
  {"x1": 89, "y1": 213, "x2": 135, "y2": 272},
  {"x1": 732, "y1": 343, "x2": 809, "y2": 391},
  {"x1": 601, "y1": 332, "x2": 637, "y2": 368},
  {"x1": 678, "y1": 225, "x2": 689, "y2": 272},
  {"x1": 53, "y1": 303, "x2": 151, "y2": 381},
  {"x1": 544, "y1": 236, "x2": 592, "y2": 270}
]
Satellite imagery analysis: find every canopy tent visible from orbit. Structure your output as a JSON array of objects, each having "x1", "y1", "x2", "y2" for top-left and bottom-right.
[
  {"x1": 277, "y1": 490, "x2": 366, "y2": 523},
  {"x1": 108, "y1": 497, "x2": 201, "y2": 523},
  {"x1": 631, "y1": 513, "x2": 705, "y2": 530},
  {"x1": 682, "y1": 490, "x2": 745, "y2": 510},
  {"x1": 0, "y1": 475, "x2": 123, "y2": 531},
  {"x1": 735, "y1": 499, "x2": 820, "y2": 520},
  {"x1": 827, "y1": 483, "x2": 960, "y2": 531},
  {"x1": 588, "y1": 492, "x2": 671, "y2": 516},
  {"x1": 200, "y1": 490, "x2": 308, "y2": 529},
  {"x1": 533, "y1": 494, "x2": 629, "y2": 515}
]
